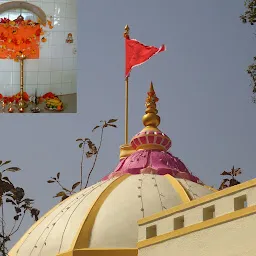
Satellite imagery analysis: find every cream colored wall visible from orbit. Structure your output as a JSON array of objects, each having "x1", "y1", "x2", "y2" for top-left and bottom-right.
[
  {"x1": 139, "y1": 213, "x2": 256, "y2": 256},
  {"x1": 138, "y1": 185, "x2": 256, "y2": 242}
]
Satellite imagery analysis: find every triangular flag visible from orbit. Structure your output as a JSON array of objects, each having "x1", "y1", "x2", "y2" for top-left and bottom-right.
[{"x1": 125, "y1": 36, "x2": 166, "y2": 78}]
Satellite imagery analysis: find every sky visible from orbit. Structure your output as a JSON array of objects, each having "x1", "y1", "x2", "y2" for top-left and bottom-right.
[{"x1": 2, "y1": 0, "x2": 256, "y2": 249}]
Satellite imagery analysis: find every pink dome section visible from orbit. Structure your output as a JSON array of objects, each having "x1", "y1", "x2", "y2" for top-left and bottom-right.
[
  {"x1": 131, "y1": 131, "x2": 172, "y2": 151},
  {"x1": 102, "y1": 150, "x2": 199, "y2": 183}
]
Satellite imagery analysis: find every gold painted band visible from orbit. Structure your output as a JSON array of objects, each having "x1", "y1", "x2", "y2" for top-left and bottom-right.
[
  {"x1": 57, "y1": 248, "x2": 138, "y2": 256},
  {"x1": 164, "y1": 175, "x2": 191, "y2": 203},
  {"x1": 71, "y1": 174, "x2": 131, "y2": 250}
]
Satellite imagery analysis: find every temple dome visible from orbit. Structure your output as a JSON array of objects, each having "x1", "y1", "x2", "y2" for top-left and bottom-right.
[
  {"x1": 9, "y1": 82, "x2": 216, "y2": 256},
  {"x1": 9, "y1": 174, "x2": 214, "y2": 256}
]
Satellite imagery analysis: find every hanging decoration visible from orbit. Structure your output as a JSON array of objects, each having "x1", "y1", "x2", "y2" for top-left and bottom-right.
[
  {"x1": 66, "y1": 33, "x2": 73, "y2": 44},
  {"x1": 0, "y1": 15, "x2": 54, "y2": 61}
]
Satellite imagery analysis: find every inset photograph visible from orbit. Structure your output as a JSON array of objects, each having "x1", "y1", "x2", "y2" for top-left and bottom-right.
[{"x1": 0, "y1": 0, "x2": 77, "y2": 113}]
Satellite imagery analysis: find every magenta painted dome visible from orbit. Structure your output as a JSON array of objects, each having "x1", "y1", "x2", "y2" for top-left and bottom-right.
[
  {"x1": 102, "y1": 149, "x2": 200, "y2": 183},
  {"x1": 102, "y1": 83, "x2": 200, "y2": 184}
]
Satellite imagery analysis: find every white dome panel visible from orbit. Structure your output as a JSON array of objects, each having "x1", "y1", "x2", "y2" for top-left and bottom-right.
[
  {"x1": 89, "y1": 174, "x2": 186, "y2": 248},
  {"x1": 9, "y1": 179, "x2": 116, "y2": 256}
]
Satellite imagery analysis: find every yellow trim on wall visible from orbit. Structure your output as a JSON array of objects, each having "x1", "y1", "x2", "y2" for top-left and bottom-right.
[
  {"x1": 203, "y1": 184, "x2": 218, "y2": 192},
  {"x1": 70, "y1": 174, "x2": 131, "y2": 250},
  {"x1": 164, "y1": 174, "x2": 191, "y2": 203},
  {"x1": 58, "y1": 248, "x2": 138, "y2": 256},
  {"x1": 137, "y1": 205, "x2": 256, "y2": 249},
  {"x1": 57, "y1": 250, "x2": 73, "y2": 256},
  {"x1": 138, "y1": 178, "x2": 256, "y2": 225}
]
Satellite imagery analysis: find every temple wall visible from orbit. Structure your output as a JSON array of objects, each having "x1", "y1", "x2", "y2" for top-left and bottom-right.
[
  {"x1": 137, "y1": 179, "x2": 256, "y2": 256},
  {"x1": 138, "y1": 213, "x2": 256, "y2": 256},
  {"x1": 0, "y1": 0, "x2": 77, "y2": 96}
]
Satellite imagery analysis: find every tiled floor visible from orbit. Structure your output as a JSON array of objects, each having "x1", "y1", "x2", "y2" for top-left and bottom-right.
[{"x1": 1, "y1": 93, "x2": 77, "y2": 114}]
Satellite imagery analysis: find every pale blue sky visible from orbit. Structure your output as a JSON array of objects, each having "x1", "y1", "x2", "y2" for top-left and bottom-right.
[{"x1": 4, "y1": 0, "x2": 256, "y2": 248}]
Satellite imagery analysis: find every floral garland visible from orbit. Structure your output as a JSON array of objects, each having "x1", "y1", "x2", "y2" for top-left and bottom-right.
[
  {"x1": 0, "y1": 91, "x2": 56, "y2": 104},
  {"x1": 0, "y1": 16, "x2": 53, "y2": 61}
]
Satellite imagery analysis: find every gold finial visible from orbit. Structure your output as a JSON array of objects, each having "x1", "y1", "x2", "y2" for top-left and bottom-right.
[
  {"x1": 119, "y1": 144, "x2": 135, "y2": 159},
  {"x1": 142, "y1": 82, "x2": 160, "y2": 128},
  {"x1": 124, "y1": 24, "x2": 130, "y2": 38},
  {"x1": 17, "y1": 53, "x2": 26, "y2": 61}
]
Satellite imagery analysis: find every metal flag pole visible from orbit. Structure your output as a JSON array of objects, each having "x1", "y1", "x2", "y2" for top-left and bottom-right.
[{"x1": 124, "y1": 24, "x2": 130, "y2": 145}]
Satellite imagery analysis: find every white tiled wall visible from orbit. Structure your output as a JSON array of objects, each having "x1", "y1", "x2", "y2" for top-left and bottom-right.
[{"x1": 0, "y1": 0, "x2": 77, "y2": 96}]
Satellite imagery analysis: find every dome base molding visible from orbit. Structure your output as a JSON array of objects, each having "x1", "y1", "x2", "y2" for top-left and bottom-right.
[{"x1": 57, "y1": 248, "x2": 138, "y2": 256}]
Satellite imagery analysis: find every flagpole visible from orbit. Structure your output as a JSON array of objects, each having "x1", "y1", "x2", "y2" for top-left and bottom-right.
[
  {"x1": 125, "y1": 76, "x2": 129, "y2": 144},
  {"x1": 124, "y1": 25, "x2": 130, "y2": 145}
]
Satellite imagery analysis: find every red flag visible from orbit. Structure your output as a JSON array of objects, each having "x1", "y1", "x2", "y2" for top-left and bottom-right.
[{"x1": 125, "y1": 36, "x2": 166, "y2": 78}]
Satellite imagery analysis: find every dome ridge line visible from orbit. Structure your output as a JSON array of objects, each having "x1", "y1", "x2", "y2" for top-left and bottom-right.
[
  {"x1": 8, "y1": 186, "x2": 82, "y2": 255},
  {"x1": 164, "y1": 175, "x2": 191, "y2": 203},
  {"x1": 57, "y1": 180, "x2": 112, "y2": 253},
  {"x1": 70, "y1": 174, "x2": 131, "y2": 251}
]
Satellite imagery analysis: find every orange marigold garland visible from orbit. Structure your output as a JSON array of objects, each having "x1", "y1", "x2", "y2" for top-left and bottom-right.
[
  {"x1": 0, "y1": 16, "x2": 54, "y2": 60},
  {"x1": 0, "y1": 92, "x2": 57, "y2": 104}
]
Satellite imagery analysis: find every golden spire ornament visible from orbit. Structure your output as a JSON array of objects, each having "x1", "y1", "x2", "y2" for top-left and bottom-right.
[
  {"x1": 124, "y1": 24, "x2": 130, "y2": 38},
  {"x1": 142, "y1": 82, "x2": 160, "y2": 128},
  {"x1": 130, "y1": 82, "x2": 172, "y2": 152}
]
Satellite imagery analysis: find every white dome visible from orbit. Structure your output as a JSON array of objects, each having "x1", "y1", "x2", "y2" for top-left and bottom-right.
[{"x1": 9, "y1": 174, "x2": 214, "y2": 256}]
